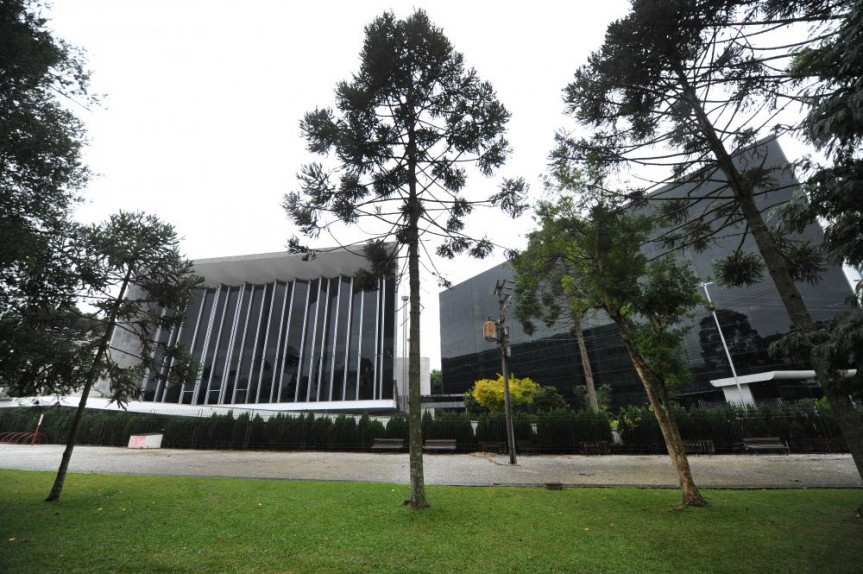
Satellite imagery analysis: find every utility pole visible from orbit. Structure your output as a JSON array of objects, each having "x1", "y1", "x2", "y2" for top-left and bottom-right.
[{"x1": 485, "y1": 279, "x2": 517, "y2": 465}]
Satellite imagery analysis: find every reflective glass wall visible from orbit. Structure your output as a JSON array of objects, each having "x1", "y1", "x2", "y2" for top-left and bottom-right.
[
  {"x1": 143, "y1": 276, "x2": 395, "y2": 406},
  {"x1": 440, "y1": 140, "x2": 855, "y2": 409}
]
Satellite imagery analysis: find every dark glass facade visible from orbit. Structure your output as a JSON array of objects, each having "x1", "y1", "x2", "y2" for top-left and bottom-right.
[
  {"x1": 440, "y1": 140, "x2": 855, "y2": 409},
  {"x1": 142, "y1": 272, "x2": 395, "y2": 407}
]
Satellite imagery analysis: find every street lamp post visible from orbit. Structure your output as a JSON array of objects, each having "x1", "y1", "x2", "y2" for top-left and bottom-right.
[{"x1": 701, "y1": 282, "x2": 748, "y2": 407}]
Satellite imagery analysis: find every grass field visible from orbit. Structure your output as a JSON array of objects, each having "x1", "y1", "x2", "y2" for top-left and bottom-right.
[{"x1": 0, "y1": 470, "x2": 860, "y2": 573}]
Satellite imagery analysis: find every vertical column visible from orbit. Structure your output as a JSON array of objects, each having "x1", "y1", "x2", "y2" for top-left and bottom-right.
[
  {"x1": 269, "y1": 282, "x2": 291, "y2": 403},
  {"x1": 276, "y1": 280, "x2": 296, "y2": 403},
  {"x1": 327, "y1": 277, "x2": 343, "y2": 401},
  {"x1": 218, "y1": 283, "x2": 246, "y2": 404},
  {"x1": 191, "y1": 286, "x2": 221, "y2": 404},
  {"x1": 341, "y1": 277, "x2": 354, "y2": 401},
  {"x1": 294, "y1": 280, "x2": 314, "y2": 403},
  {"x1": 230, "y1": 285, "x2": 254, "y2": 404},
  {"x1": 254, "y1": 281, "x2": 278, "y2": 403}
]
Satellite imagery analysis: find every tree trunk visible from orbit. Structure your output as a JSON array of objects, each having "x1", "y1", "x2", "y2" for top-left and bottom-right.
[
  {"x1": 572, "y1": 312, "x2": 599, "y2": 413},
  {"x1": 405, "y1": 114, "x2": 429, "y2": 510},
  {"x1": 619, "y1": 324, "x2": 707, "y2": 507},
  {"x1": 45, "y1": 269, "x2": 132, "y2": 502},
  {"x1": 679, "y1": 75, "x2": 863, "y2": 481}
]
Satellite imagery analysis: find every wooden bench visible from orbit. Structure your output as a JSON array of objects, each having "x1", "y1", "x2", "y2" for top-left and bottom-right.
[
  {"x1": 478, "y1": 441, "x2": 507, "y2": 454},
  {"x1": 579, "y1": 441, "x2": 610, "y2": 455},
  {"x1": 683, "y1": 439, "x2": 716, "y2": 455},
  {"x1": 517, "y1": 441, "x2": 539, "y2": 454},
  {"x1": 743, "y1": 437, "x2": 790, "y2": 454},
  {"x1": 423, "y1": 439, "x2": 457, "y2": 453},
  {"x1": 371, "y1": 438, "x2": 405, "y2": 452}
]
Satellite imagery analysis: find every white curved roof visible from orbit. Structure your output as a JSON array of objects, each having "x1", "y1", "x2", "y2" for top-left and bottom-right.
[{"x1": 193, "y1": 246, "x2": 387, "y2": 287}]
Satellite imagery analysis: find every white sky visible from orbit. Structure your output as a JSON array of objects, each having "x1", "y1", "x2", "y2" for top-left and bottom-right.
[{"x1": 48, "y1": 0, "x2": 634, "y2": 368}]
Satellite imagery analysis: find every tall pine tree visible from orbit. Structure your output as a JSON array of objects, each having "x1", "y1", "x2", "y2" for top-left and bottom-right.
[{"x1": 285, "y1": 10, "x2": 525, "y2": 509}]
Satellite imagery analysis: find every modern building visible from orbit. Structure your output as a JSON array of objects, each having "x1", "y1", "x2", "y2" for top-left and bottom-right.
[
  {"x1": 439, "y1": 140, "x2": 856, "y2": 410},
  {"x1": 104, "y1": 248, "x2": 398, "y2": 413}
]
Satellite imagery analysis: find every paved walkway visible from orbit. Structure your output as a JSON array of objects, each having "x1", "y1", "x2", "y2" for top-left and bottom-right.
[{"x1": 1, "y1": 444, "x2": 860, "y2": 488}]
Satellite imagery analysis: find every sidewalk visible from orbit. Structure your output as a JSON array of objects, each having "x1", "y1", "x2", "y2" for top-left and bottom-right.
[{"x1": 1, "y1": 444, "x2": 860, "y2": 488}]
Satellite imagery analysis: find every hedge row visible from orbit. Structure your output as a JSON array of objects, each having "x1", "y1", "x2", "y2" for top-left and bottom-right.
[
  {"x1": 0, "y1": 404, "x2": 851, "y2": 454},
  {"x1": 617, "y1": 405, "x2": 849, "y2": 454}
]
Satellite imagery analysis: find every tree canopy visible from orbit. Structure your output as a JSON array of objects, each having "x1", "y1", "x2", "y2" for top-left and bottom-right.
[
  {"x1": 0, "y1": 0, "x2": 94, "y2": 314},
  {"x1": 285, "y1": 10, "x2": 525, "y2": 510}
]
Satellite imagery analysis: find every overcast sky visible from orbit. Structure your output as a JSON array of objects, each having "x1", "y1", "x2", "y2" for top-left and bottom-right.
[{"x1": 48, "y1": 0, "x2": 636, "y2": 368}]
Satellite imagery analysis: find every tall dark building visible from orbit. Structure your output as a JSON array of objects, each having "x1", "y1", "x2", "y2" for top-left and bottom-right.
[{"x1": 439, "y1": 140, "x2": 855, "y2": 410}]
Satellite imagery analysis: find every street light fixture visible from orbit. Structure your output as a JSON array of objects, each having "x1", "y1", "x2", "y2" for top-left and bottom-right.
[{"x1": 701, "y1": 282, "x2": 749, "y2": 407}]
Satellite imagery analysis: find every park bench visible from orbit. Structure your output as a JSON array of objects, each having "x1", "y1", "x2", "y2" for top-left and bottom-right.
[
  {"x1": 517, "y1": 441, "x2": 540, "y2": 454},
  {"x1": 743, "y1": 437, "x2": 790, "y2": 454},
  {"x1": 579, "y1": 441, "x2": 610, "y2": 455},
  {"x1": 683, "y1": 439, "x2": 716, "y2": 455},
  {"x1": 423, "y1": 439, "x2": 457, "y2": 453},
  {"x1": 371, "y1": 438, "x2": 405, "y2": 452}
]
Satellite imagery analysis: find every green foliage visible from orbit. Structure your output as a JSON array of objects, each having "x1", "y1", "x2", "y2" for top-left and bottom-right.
[
  {"x1": 615, "y1": 404, "x2": 851, "y2": 454},
  {"x1": 430, "y1": 369, "x2": 443, "y2": 394},
  {"x1": 0, "y1": 0, "x2": 94, "y2": 315},
  {"x1": 470, "y1": 374, "x2": 538, "y2": 412},
  {"x1": 530, "y1": 386, "x2": 567, "y2": 413},
  {"x1": 78, "y1": 211, "x2": 203, "y2": 405},
  {"x1": 535, "y1": 410, "x2": 613, "y2": 450},
  {"x1": 385, "y1": 415, "x2": 409, "y2": 440},
  {"x1": 574, "y1": 383, "x2": 613, "y2": 412},
  {"x1": 0, "y1": 0, "x2": 97, "y2": 395}
]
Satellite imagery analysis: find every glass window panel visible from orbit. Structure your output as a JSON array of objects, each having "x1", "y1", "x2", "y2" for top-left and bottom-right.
[
  {"x1": 331, "y1": 276, "x2": 352, "y2": 401},
  {"x1": 318, "y1": 277, "x2": 340, "y2": 401},
  {"x1": 381, "y1": 278, "x2": 396, "y2": 400},
  {"x1": 257, "y1": 281, "x2": 287, "y2": 404},
  {"x1": 206, "y1": 286, "x2": 239, "y2": 405},
  {"x1": 359, "y1": 287, "x2": 378, "y2": 400},
  {"x1": 279, "y1": 280, "x2": 308, "y2": 403},
  {"x1": 297, "y1": 279, "x2": 320, "y2": 402},
  {"x1": 248, "y1": 282, "x2": 275, "y2": 403},
  {"x1": 164, "y1": 290, "x2": 203, "y2": 404},
  {"x1": 307, "y1": 279, "x2": 330, "y2": 402},
  {"x1": 184, "y1": 288, "x2": 216, "y2": 404},
  {"x1": 234, "y1": 285, "x2": 265, "y2": 403},
  {"x1": 197, "y1": 287, "x2": 228, "y2": 405},
  {"x1": 345, "y1": 282, "x2": 363, "y2": 401},
  {"x1": 222, "y1": 284, "x2": 252, "y2": 404}
]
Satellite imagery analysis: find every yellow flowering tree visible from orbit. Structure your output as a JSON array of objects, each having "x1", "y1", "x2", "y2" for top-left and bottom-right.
[{"x1": 471, "y1": 374, "x2": 538, "y2": 412}]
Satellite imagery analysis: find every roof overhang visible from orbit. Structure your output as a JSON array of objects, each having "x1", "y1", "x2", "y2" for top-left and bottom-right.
[
  {"x1": 193, "y1": 245, "x2": 393, "y2": 287},
  {"x1": 710, "y1": 369, "x2": 857, "y2": 388}
]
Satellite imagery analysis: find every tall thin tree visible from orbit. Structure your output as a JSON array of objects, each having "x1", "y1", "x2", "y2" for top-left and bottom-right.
[
  {"x1": 45, "y1": 212, "x2": 201, "y2": 502},
  {"x1": 284, "y1": 10, "x2": 525, "y2": 509},
  {"x1": 557, "y1": 0, "x2": 863, "y2": 478},
  {"x1": 518, "y1": 196, "x2": 708, "y2": 507}
]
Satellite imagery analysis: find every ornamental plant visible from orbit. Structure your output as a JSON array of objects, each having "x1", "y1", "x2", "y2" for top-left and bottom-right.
[{"x1": 471, "y1": 374, "x2": 539, "y2": 412}]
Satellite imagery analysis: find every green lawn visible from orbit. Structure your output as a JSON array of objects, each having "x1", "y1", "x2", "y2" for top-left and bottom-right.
[{"x1": 0, "y1": 470, "x2": 860, "y2": 573}]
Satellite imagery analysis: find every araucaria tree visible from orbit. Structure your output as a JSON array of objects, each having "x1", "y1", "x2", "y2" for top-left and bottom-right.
[
  {"x1": 284, "y1": 11, "x2": 524, "y2": 510},
  {"x1": 517, "y1": 197, "x2": 708, "y2": 507},
  {"x1": 558, "y1": 0, "x2": 863, "y2": 479},
  {"x1": 0, "y1": 0, "x2": 95, "y2": 382},
  {"x1": 45, "y1": 212, "x2": 201, "y2": 502}
]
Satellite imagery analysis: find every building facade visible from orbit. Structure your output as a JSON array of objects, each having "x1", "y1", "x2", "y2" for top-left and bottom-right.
[
  {"x1": 112, "y1": 248, "x2": 397, "y2": 411},
  {"x1": 439, "y1": 140, "x2": 856, "y2": 409}
]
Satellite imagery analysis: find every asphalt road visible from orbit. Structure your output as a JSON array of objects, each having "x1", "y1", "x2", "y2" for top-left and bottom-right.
[{"x1": 1, "y1": 444, "x2": 861, "y2": 489}]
